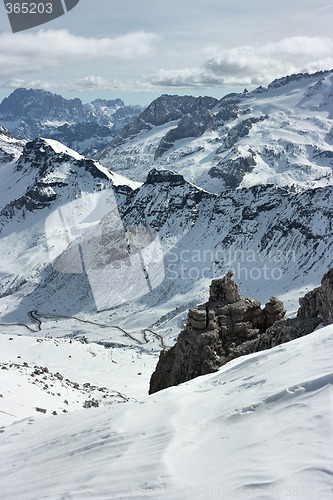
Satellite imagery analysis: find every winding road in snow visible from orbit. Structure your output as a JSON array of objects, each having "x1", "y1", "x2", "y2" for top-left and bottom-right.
[
  {"x1": 0, "y1": 310, "x2": 166, "y2": 348},
  {"x1": 27, "y1": 310, "x2": 166, "y2": 348}
]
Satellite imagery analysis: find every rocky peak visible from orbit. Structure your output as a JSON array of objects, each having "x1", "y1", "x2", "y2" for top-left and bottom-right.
[
  {"x1": 267, "y1": 70, "x2": 331, "y2": 90},
  {"x1": 88, "y1": 98, "x2": 124, "y2": 109},
  {"x1": 16, "y1": 137, "x2": 77, "y2": 172},
  {"x1": 0, "y1": 137, "x2": 115, "y2": 226},
  {"x1": 209, "y1": 271, "x2": 240, "y2": 305},
  {"x1": 0, "y1": 88, "x2": 84, "y2": 123},
  {"x1": 0, "y1": 88, "x2": 141, "y2": 154},
  {"x1": 149, "y1": 269, "x2": 333, "y2": 394},
  {"x1": 149, "y1": 272, "x2": 285, "y2": 394},
  {"x1": 110, "y1": 95, "x2": 218, "y2": 150},
  {"x1": 141, "y1": 94, "x2": 218, "y2": 127},
  {"x1": 144, "y1": 168, "x2": 186, "y2": 186}
]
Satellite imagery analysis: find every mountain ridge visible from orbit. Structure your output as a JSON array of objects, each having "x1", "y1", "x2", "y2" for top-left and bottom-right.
[{"x1": 97, "y1": 69, "x2": 333, "y2": 193}]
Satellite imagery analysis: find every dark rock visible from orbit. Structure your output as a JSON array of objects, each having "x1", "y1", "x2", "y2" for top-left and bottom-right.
[
  {"x1": 140, "y1": 94, "x2": 218, "y2": 127},
  {"x1": 298, "y1": 268, "x2": 333, "y2": 325},
  {"x1": 209, "y1": 272, "x2": 241, "y2": 304},
  {"x1": 145, "y1": 168, "x2": 186, "y2": 186},
  {"x1": 209, "y1": 154, "x2": 257, "y2": 189},
  {"x1": 219, "y1": 115, "x2": 267, "y2": 151},
  {"x1": 35, "y1": 407, "x2": 47, "y2": 414},
  {"x1": 154, "y1": 109, "x2": 214, "y2": 159},
  {"x1": 109, "y1": 94, "x2": 218, "y2": 148},
  {"x1": 83, "y1": 399, "x2": 99, "y2": 408}
]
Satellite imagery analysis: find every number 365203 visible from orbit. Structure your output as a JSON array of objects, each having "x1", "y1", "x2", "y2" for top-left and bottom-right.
[{"x1": 5, "y1": 3, "x2": 53, "y2": 14}]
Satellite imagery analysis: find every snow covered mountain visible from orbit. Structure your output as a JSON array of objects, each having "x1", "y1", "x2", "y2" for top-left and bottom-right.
[
  {"x1": 1, "y1": 159, "x2": 332, "y2": 341},
  {"x1": 0, "y1": 70, "x2": 332, "y2": 344},
  {"x1": 0, "y1": 88, "x2": 142, "y2": 155},
  {"x1": 98, "y1": 70, "x2": 333, "y2": 193}
]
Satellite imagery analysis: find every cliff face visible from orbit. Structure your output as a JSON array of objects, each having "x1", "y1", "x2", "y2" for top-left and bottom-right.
[
  {"x1": 149, "y1": 269, "x2": 333, "y2": 394},
  {"x1": 297, "y1": 269, "x2": 333, "y2": 325}
]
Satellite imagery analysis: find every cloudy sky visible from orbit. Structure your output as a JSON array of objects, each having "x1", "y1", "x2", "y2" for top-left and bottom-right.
[{"x1": 0, "y1": 0, "x2": 332, "y2": 105}]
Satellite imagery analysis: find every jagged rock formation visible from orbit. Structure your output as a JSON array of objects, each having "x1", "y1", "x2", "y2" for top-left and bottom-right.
[
  {"x1": 154, "y1": 109, "x2": 214, "y2": 159},
  {"x1": 149, "y1": 270, "x2": 333, "y2": 394}
]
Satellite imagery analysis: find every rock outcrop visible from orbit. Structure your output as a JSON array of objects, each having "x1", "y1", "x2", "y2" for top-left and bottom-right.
[
  {"x1": 149, "y1": 270, "x2": 333, "y2": 394},
  {"x1": 297, "y1": 268, "x2": 333, "y2": 325}
]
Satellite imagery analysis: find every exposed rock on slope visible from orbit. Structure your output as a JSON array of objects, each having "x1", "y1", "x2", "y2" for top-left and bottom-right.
[
  {"x1": 298, "y1": 268, "x2": 333, "y2": 325},
  {"x1": 149, "y1": 269, "x2": 333, "y2": 394}
]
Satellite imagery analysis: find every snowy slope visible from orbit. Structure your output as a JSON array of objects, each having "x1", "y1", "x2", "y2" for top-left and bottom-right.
[
  {"x1": 0, "y1": 136, "x2": 145, "y2": 326},
  {"x1": 98, "y1": 70, "x2": 333, "y2": 193},
  {"x1": 0, "y1": 324, "x2": 332, "y2": 499},
  {"x1": 0, "y1": 127, "x2": 25, "y2": 163}
]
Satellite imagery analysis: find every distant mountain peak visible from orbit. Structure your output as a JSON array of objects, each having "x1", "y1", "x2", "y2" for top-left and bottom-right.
[{"x1": 0, "y1": 88, "x2": 142, "y2": 155}]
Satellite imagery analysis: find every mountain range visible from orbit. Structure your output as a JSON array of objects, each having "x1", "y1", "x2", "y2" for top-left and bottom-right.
[
  {"x1": 98, "y1": 69, "x2": 333, "y2": 193},
  {"x1": 0, "y1": 70, "x2": 333, "y2": 338},
  {"x1": 1, "y1": 69, "x2": 333, "y2": 498}
]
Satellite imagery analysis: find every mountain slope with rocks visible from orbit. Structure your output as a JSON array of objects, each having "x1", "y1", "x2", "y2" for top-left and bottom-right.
[{"x1": 1, "y1": 160, "x2": 332, "y2": 341}]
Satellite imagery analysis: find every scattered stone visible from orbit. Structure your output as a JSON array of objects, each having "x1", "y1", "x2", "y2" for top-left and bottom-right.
[
  {"x1": 35, "y1": 407, "x2": 47, "y2": 414},
  {"x1": 83, "y1": 399, "x2": 99, "y2": 408}
]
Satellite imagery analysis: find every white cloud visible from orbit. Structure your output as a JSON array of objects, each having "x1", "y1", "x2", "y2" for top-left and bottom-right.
[
  {"x1": 70, "y1": 75, "x2": 140, "y2": 92},
  {"x1": 148, "y1": 36, "x2": 333, "y2": 88},
  {"x1": 71, "y1": 76, "x2": 116, "y2": 91},
  {"x1": 2, "y1": 78, "x2": 56, "y2": 90},
  {"x1": 0, "y1": 29, "x2": 160, "y2": 78}
]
